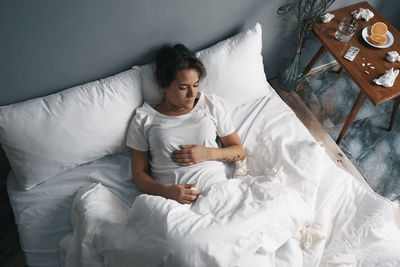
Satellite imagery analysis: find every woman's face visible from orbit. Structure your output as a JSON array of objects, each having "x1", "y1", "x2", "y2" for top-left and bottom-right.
[{"x1": 162, "y1": 68, "x2": 199, "y2": 110}]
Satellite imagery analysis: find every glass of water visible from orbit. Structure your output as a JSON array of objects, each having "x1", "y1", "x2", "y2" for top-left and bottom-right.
[{"x1": 335, "y1": 17, "x2": 358, "y2": 42}]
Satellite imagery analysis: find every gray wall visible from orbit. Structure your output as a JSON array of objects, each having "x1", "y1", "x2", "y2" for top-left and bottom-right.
[{"x1": 1, "y1": 0, "x2": 399, "y2": 181}]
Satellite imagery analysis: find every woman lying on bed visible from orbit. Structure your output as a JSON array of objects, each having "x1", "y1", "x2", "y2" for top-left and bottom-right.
[
  {"x1": 113, "y1": 44, "x2": 313, "y2": 266},
  {"x1": 127, "y1": 44, "x2": 245, "y2": 204},
  {"x1": 61, "y1": 43, "x2": 400, "y2": 267}
]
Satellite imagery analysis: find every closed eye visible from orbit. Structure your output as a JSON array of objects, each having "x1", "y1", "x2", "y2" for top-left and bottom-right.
[
  {"x1": 179, "y1": 84, "x2": 198, "y2": 90},
  {"x1": 178, "y1": 80, "x2": 200, "y2": 89}
]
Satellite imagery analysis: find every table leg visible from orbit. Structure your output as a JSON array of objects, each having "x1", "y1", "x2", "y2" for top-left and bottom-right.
[
  {"x1": 388, "y1": 96, "x2": 400, "y2": 131},
  {"x1": 304, "y1": 46, "x2": 327, "y2": 75},
  {"x1": 336, "y1": 91, "x2": 367, "y2": 144}
]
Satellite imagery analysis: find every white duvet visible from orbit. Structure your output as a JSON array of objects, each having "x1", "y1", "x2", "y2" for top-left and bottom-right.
[{"x1": 60, "y1": 92, "x2": 400, "y2": 267}]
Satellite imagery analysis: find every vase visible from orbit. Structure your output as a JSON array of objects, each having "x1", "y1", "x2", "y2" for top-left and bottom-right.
[{"x1": 278, "y1": 53, "x2": 305, "y2": 92}]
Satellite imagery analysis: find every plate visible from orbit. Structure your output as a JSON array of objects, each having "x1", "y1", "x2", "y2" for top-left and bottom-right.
[{"x1": 362, "y1": 26, "x2": 394, "y2": 48}]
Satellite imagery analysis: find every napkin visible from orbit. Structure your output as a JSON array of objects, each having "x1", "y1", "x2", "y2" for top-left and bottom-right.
[
  {"x1": 386, "y1": 51, "x2": 400, "y2": 63},
  {"x1": 321, "y1": 13, "x2": 335, "y2": 23},
  {"x1": 351, "y1": 8, "x2": 374, "y2": 21},
  {"x1": 373, "y1": 68, "x2": 399, "y2": 88},
  {"x1": 234, "y1": 159, "x2": 249, "y2": 176}
]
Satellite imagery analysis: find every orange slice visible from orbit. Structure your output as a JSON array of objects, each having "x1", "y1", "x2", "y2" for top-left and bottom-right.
[
  {"x1": 371, "y1": 22, "x2": 388, "y2": 36},
  {"x1": 370, "y1": 34, "x2": 387, "y2": 45}
]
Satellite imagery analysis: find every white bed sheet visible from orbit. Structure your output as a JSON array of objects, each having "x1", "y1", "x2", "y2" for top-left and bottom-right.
[
  {"x1": 6, "y1": 92, "x2": 280, "y2": 267},
  {"x1": 7, "y1": 90, "x2": 400, "y2": 267},
  {"x1": 7, "y1": 152, "x2": 141, "y2": 267},
  {"x1": 62, "y1": 90, "x2": 400, "y2": 266}
]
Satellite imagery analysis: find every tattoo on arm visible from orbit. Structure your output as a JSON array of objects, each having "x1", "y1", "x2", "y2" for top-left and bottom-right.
[{"x1": 218, "y1": 155, "x2": 241, "y2": 162}]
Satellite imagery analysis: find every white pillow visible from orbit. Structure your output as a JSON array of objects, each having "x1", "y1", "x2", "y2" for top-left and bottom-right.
[
  {"x1": 0, "y1": 68, "x2": 143, "y2": 190},
  {"x1": 138, "y1": 23, "x2": 272, "y2": 111},
  {"x1": 139, "y1": 63, "x2": 164, "y2": 107}
]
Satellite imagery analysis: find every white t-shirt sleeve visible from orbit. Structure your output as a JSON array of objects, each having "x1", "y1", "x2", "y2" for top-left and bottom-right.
[
  {"x1": 211, "y1": 95, "x2": 235, "y2": 137},
  {"x1": 126, "y1": 110, "x2": 149, "y2": 151}
]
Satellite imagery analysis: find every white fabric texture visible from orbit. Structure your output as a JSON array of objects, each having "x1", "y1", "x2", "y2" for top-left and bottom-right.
[
  {"x1": 7, "y1": 152, "x2": 140, "y2": 267},
  {"x1": 60, "y1": 183, "x2": 130, "y2": 267},
  {"x1": 126, "y1": 93, "x2": 234, "y2": 189},
  {"x1": 0, "y1": 68, "x2": 143, "y2": 190},
  {"x1": 59, "y1": 91, "x2": 400, "y2": 267},
  {"x1": 105, "y1": 178, "x2": 312, "y2": 267},
  {"x1": 138, "y1": 23, "x2": 272, "y2": 111}
]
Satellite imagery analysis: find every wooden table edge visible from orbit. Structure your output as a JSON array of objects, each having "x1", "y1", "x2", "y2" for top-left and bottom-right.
[
  {"x1": 270, "y1": 79, "x2": 400, "y2": 224},
  {"x1": 269, "y1": 79, "x2": 368, "y2": 187}
]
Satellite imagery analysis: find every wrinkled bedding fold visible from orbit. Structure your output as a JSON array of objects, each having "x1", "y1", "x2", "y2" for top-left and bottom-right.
[{"x1": 60, "y1": 91, "x2": 400, "y2": 266}]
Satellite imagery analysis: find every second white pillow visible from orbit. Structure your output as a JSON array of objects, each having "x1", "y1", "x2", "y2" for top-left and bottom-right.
[{"x1": 138, "y1": 23, "x2": 272, "y2": 112}]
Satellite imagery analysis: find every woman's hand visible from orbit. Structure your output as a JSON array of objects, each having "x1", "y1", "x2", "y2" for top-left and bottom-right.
[
  {"x1": 164, "y1": 184, "x2": 200, "y2": 204},
  {"x1": 172, "y1": 145, "x2": 210, "y2": 166}
]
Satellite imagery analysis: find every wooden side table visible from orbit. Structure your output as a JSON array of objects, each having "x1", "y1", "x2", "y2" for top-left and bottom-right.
[{"x1": 305, "y1": 1, "x2": 400, "y2": 144}]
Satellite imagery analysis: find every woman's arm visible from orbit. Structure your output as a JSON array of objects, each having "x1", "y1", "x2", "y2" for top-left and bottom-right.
[
  {"x1": 131, "y1": 149, "x2": 200, "y2": 204},
  {"x1": 210, "y1": 131, "x2": 245, "y2": 162},
  {"x1": 172, "y1": 131, "x2": 244, "y2": 166}
]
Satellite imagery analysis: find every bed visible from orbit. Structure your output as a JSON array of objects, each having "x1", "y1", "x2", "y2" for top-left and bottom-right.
[{"x1": 2, "y1": 23, "x2": 400, "y2": 267}]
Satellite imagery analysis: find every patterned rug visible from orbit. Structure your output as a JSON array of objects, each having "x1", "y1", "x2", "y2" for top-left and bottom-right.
[{"x1": 297, "y1": 66, "x2": 400, "y2": 202}]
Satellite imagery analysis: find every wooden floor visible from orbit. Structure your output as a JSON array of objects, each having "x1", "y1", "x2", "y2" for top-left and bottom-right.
[{"x1": 269, "y1": 79, "x2": 400, "y2": 224}]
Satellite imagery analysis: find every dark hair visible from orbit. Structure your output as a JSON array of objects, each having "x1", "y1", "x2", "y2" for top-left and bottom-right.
[{"x1": 155, "y1": 44, "x2": 206, "y2": 88}]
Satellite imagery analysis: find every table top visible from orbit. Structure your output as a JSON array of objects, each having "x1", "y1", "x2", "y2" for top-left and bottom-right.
[{"x1": 313, "y1": 1, "x2": 400, "y2": 105}]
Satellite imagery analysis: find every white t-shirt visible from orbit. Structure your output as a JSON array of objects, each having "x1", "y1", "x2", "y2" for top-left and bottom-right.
[{"x1": 126, "y1": 93, "x2": 235, "y2": 187}]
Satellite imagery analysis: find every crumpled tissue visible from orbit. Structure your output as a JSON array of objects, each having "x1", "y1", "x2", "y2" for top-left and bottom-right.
[
  {"x1": 351, "y1": 8, "x2": 374, "y2": 21},
  {"x1": 321, "y1": 12, "x2": 334, "y2": 23},
  {"x1": 295, "y1": 226, "x2": 326, "y2": 250},
  {"x1": 234, "y1": 158, "x2": 249, "y2": 176},
  {"x1": 373, "y1": 68, "x2": 399, "y2": 88},
  {"x1": 386, "y1": 51, "x2": 400, "y2": 63}
]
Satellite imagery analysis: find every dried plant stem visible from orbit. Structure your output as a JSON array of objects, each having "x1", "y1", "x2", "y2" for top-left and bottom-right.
[
  {"x1": 278, "y1": 0, "x2": 336, "y2": 90},
  {"x1": 295, "y1": 0, "x2": 336, "y2": 54}
]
